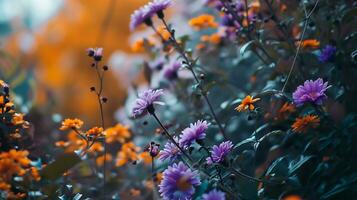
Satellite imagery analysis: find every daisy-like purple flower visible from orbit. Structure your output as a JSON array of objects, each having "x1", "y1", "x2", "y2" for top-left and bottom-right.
[
  {"x1": 319, "y1": 45, "x2": 336, "y2": 63},
  {"x1": 147, "y1": 0, "x2": 172, "y2": 19},
  {"x1": 159, "y1": 162, "x2": 201, "y2": 200},
  {"x1": 206, "y1": 141, "x2": 233, "y2": 165},
  {"x1": 130, "y1": 0, "x2": 172, "y2": 31},
  {"x1": 179, "y1": 120, "x2": 210, "y2": 148},
  {"x1": 163, "y1": 62, "x2": 181, "y2": 80},
  {"x1": 202, "y1": 189, "x2": 226, "y2": 200},
  {"x1": 129, "y1": 7, "x2": 152, "y2": 31},
  {"x1": 292, "y1": 78, "x2": 330, "y2": 107},
  {"x1": 132, "y1": 89, "x2": 164, "y2": 117},
  {"x1": 159, "y1": 137, "x2": 182, "y2": 162}
]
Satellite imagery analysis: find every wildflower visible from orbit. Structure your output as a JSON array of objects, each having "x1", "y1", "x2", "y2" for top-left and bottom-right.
[
  {"x1": 139, "y1": 151, "x2": 152, "y2": 165},
  {"x1": 159, "y1": 137, "x2": 182, "y2": 162},
  {"x1": 201, "y1": 33, "x2": 221, "y2": 45},
  {"x1": 87, "y1": 142, "x2": 104, "y2": 153},
  {"x1": 282, "y1": 194, "x2": 303, "y2": 200},
  {"x1": 11, "y1": 113, "x2": 26, "y2": 126},
  {"x1": 206, "y1": 141, "x2": 233, "y2": 165},
  {"x1": 131, "y1": 38, "x2": 155, "y2": 53},
  {"x1": 130, "y1": 0, "x2": 171, "y2": 31},
  {"x1": 96, "y1": 153, "x2": 113, "y2": 166},
  {"x1": 157, "y1": 25, "x2": 171, "y2": 41},
  {"x1": 163, "y1": 62, "x2": 181, "y2": 80},
  {"x1": 319, "y1": 45, "x2": 336, "y2": 63},
  {"x1": 189, "y1": 14, "x2": 218, "y2": 30},
  {"x1": 297, "y1": 39, "x2": 320, "y2": 48},
  {"x1": 292, "y1": 115, "x2": 320, "y2": 133},
  {"x1": 147, "y1": 0, "x2": 172, "y2": 19},
  {"x1": 159, "y1": 162, "x2": 201, "y2": 200},
  {"x1": 132, "y1": 89, "x2": 164, "y2": 117},
  {"x1": 292, "y1": 78, "x2": 330, "y2": 106},
  {"x1": 277, "y1": 103, "x2": 296, "y2": 120},
  {"x1": 235, "y1": 95, "x2": 260, "y2": 112},
  {"x1": 85, "y1": 126, "x2": 104, "y2": 137},
  {"x1": 105, "y1": 124, "x2": 131, "y2": 144},
  {"x1": 59, "y1": 118, "x2": 84, "y2": 130},
  {"x1": 145, "y1": 142, "x2": 160, "y2": 157},
  {"x1": 130, "y1": 7, "x2": 152, "y2": 31},
  {"x1": 87, "y1": 47, "x2": 103, "y2": 61},
  {"x1": 29, "y1": 167, "x2": 41, "y2": 181},
  {"x1": 116, "y1": 142, "x2": 141, "y2": 167},
  {"x1": 202, "y1": 189, "x2": 226, "y2": 200},
  {"x1": 179, "y1": 120, "x2": 210, "y2": 148}
]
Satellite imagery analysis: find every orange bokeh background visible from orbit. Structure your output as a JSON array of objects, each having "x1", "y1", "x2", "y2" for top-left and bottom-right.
[{"x1": 2, "y1": 0, "x2": 149, "y2": 125}]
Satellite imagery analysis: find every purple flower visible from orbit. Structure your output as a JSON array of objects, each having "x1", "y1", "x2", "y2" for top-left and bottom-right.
[
  {"x1": 179, "y1": 120, "x2": 210, "y2": 148},
  {"x1": 292, "y1": 78, "x2": 330, "y2": 107},
  {"x1": 159, "y1": 162, "x2": 201, "y2": 200},
  {"x1": 147, "y1": 0, "x2": 172, "y2": 18},
  {"x1": 129, "y1": 6, "x2": 152, "y2": 31},
  {"x1": 319, "y1": 45, "x2": 336, "y2": 63},
  {"x1": 130, "y1": 0, "x2": 171, "y2": 31},
  {"x1": 206, "y1": 141, "x2": 233, "y2": 165},
  {"x1": 87, "y1": 47, "x2": 103, "y2": 61},
  {"x1": 163, "y1": 62, "x2": 181, "y2": 80},
  {"x1": 159, "y1": 137, "x2": 182, "y2": 162},
  {"x1": 132, "y1": 89, "x2": 164, "y2": 117},
  {"x1": 202, "y1": 189, "x2": 226, "y2": 200}
]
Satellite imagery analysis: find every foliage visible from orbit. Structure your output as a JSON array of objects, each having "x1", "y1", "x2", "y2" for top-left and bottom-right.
[{"x1": 1, "y1": 0, "x2": 357, "y2": 199}]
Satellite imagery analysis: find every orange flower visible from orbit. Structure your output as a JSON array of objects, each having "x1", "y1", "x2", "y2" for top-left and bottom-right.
[
  {"x1": 105, "y1": 124, "x2": 131, "y2": 144},
  {"x1": 139, "y1": 152, "x2": 152, "y2": 165},
  {"x1": 29, "y1": 167, "x2": 41, "y2": 181},
  {"x1": 277, "y1": 103, "x2": 296, "y2": 120},
  {"x1": 188, "y1": 14, "x2": 218, "y2": 30},
  {"x1": 96, "y1": 153, "x2": 113, "y2": 166},
  {"x1": 85, "y1": 126, "x2": 104, "y2": 137},
  {"x1": 0, "y1": 95, "x2": 4, "y2": 105},
  {"x1": 296, "y1": 39, "x2": 320, "y2": 48},
  {"x1": 282, "y1": 194, "x2": 303, "y2": 200},
  {"x1": 87, "y1": 142, "x2": 104, "y2": 153},
  {"x1": 59, "y1": 118, "x2": 84, "y2": 130},
  {"x1": 156, "y1": 25, "x2": 171, "y2": 41},
  {"x1": 0, "y1": 182, "x2": 11, "y2": 191},
  {"x1": 292, "y1": 115, "x2": 320, "y2": 133},
  {"x1": 11, "y1": 113, "x2": 27, "y2": 126},
  {"x1": 115, "y1": 142, "x2": 140, "y2": 167},
  {"x1": 235, "y1": 95, "x2": 260, "y2": 112},
  {"x1": 201, "y1": 33, "x2": 221, "y2": 45},
  {"x1": 249, "y1": 1, "x2": 261, "y2": 13},
  {"x1": 131, "y1": 38, "x2": 155, "y2": 53}
]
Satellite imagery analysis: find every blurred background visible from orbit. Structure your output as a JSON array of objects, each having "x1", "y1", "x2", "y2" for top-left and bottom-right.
[{"x1": 0, "y1": 0, "x2": 151, "y2": 126}]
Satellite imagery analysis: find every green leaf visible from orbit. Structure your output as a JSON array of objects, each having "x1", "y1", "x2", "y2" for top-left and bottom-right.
[
  {"x1": 321, "y1": 173, "x2": 357, "y2": 199},
  {"x1": 41, "y1": 152, "x2": 81, "y2": 181},
  {"x1": 288, "y1": 155, "x2": 314, "y2": 175},
  {"x1": 240, "y1": 40, "x2": 256, "y2": 56}
]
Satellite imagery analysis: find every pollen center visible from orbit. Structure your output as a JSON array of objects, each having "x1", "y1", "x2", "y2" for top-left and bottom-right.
[{"x1": 176, "y1": 176, "x2": 191, "y2": 191}]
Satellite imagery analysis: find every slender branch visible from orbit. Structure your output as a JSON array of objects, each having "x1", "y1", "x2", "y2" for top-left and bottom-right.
[
  {"x1": 160, "y1": 19, "x2": 228, "y2": 139},
  {"x1": 93, "y1": 61, "x2": 107, "y2": 190},
  {"x1": 150, "y1": 111, "x2": 193, "y2": 162},
  {"x1": 281, "y1": 0, "x2": 320, "y2": 92}
]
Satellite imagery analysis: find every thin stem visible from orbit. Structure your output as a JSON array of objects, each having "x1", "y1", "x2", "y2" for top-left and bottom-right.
[
  {"x1": 160, "y1": 19, "x2": 228, "y2": 139},
  {"x1": 230, "y1": 167, "x2": 263, "y2": 183},
  {"x1": 281, "y1": 0, "x2": 320, "y2": 92},
  {"x1": 150, "y1": 111, "x2": 193, "y2": 162},
  {"x1": 93, "y1": 61, "x2": 107, "y2": 190}
]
